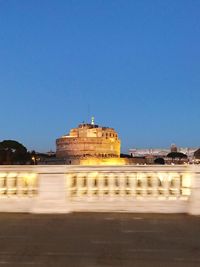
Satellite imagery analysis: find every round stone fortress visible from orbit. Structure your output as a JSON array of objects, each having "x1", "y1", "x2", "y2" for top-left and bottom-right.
[{"x1": 56, "y1": 119, "x2": 121, "y2": 163}]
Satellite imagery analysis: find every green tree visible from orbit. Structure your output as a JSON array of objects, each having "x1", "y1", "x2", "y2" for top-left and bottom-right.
[{"x1": 0, "y1": 140, "x2": 30, "y2": 164}]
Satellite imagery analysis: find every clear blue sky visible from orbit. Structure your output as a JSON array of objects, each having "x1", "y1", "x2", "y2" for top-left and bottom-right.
[{"x1": 0, "y1": 0, "x2": 200, "y2": 153}]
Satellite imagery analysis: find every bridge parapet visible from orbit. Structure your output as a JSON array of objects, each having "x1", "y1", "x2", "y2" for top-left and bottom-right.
[{"x1": 0, "y1": 165, "x2": 199, "y2": 214}]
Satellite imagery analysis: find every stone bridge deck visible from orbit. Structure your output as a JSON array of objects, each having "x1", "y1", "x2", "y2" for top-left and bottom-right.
[{"x1": 0, "y1": 213, "x2": 199, "y2": 266}]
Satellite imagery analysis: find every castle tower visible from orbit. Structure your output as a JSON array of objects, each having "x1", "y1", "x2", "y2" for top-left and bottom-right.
[{"x1": 56, "y1": 121, "x2": 121, "y2": 162}]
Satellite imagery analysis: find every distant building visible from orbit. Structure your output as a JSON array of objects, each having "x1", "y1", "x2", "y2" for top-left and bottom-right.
[
  {"x1": 129, "y1": 144, "x2": 198, "y2": 163},
  {"x1": 129, "y1": 148, "x2": 169, "y2": 158},
  {"x1": 170, "y1": 144, "x2": 178, "y2": 152},
  {"x1": 194, "y1": 148, "x2": 200, "y2": 164},
  {"x1": 56, "y1": 118, "x2": 121, "y2": 164},
  {"x1": 46, "y1": 150, "x2": 56, "y2": 157}
]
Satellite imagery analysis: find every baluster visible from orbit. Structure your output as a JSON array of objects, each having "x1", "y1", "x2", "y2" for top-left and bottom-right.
[
  {"x1": 146, "y1": 173, "x2": 152, "y2": 196},
  {"x1": 181, "y1": 173, "x2": 191, "y2": 197},
  {"x1": 129, "y1": 173, "x2": 137, "y2": 198},
  {"x1": 108, "y1": 173, "x2": 115, "y2": 200},
  {"x1": 168, "y1": 173, "x2": 178, "y2": 198},
  {"x1": 76, "y1": 173, "x2": 83, "y2": 199},
  {"x1": 17, "y1": 173, "x2": 24, "y2": 197},
  {"x1": 157, "y1": 173, "x2": 166, "y2": 198},
  {"x1": 7, "y1": 173, "x2": 12, "y2": 196},
  {"x1": 141, "y1": 173, "x2": 147, "y2": 197},
  {"x1": 163, "y1": 173, "x2": 169, "y2": 199},
  {"x1": 125, "y1": 174, "x2": 130, "y2": 197},
  {"x1": 81, "y1": 173, "x2": 87, "y2": 197},
  {"x1": 119, "y1": 173, "x2": 125, "y2": 198},
  {"x1": 87, "y1": 173, "x2": 94, "y2": 200},
  {"x1": 0, "y1": 173, "x2": 6, "y2": 196},
  {"x1": 98, "y1": 173, "x2": 104, "y2": 199},
  {"x1": 103, "y1": 174, "x2": 109, "y2": 196},
  {"x1": 23, "y1": 173, "x2": 29, "y2": 196},
  {"x1": 152, "y1": 174, "x2": 159, "y2": 198},
  {"x1": 113, "y1": 174, "x2": 119, "y2": 197},
  {"x1": 26, "y1": 173, "x2": 37, "y2": 197},
  {"x1": 173, "y1": 173, "x2": 181, "y2": 199},
  {"x1": 136, "y1": 173, "x2": 142, "y2": 197},
  {"x1": 7, "y1": 173, "x2": 17, "y2": 196},
  {"x1": 93, "y1": 173, "x2": 98, "y2": 198},
  {"x1": 72, "y1": 174, "x2": 78, "y2": 198}
]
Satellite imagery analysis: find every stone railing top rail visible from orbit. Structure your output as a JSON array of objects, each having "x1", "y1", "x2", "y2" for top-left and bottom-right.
[{"x1": 0, "y1": 165, "x2": 199, "y2": 174}]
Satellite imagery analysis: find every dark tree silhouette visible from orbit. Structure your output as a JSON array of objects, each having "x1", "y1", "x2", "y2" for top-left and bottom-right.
[
  {"x1": 167, "y1": 152, "x2": 187, "y2": 164},
  {"x1": 194, "y1": 148, "x2": 200, "y2": 159},
  {"x1": 120, "y1": 153, "x2": 132, "y2": 158},
  {"x1": 154, "y1": 157, "x2": 165, "y2": 165},
  {"x1": 167, "y1": 152, "x2": 187, "y2": 159},
  {"x1": 0, "y1": 140, "x2": 30, "y2": 164}
]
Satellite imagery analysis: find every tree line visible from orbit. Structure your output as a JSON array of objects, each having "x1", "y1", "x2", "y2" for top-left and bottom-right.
[{"x1": 0, "y1": 140, "x2": 35, "y2": 165}]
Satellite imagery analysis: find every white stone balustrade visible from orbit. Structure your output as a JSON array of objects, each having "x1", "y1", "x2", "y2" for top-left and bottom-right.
[
  {"x1": 0, "y1": 171, "x2": 37, "y2": 197},
  {"x1": 67, "y1": 171, "x2": 190, "y2": 200},
  {"x1": 0, "y1": 165, "x2": 199, "y2": 214}
]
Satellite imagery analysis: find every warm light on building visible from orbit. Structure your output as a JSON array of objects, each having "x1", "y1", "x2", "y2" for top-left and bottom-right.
[
  {"x1": 80, "y1": 157, "x2": 126, "y2": 166},
  {"x1": 56, "y1": 118, "x2": 121, "y2": 165}
]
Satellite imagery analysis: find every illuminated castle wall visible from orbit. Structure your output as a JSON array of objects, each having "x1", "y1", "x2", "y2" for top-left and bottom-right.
[{"x1": 56, "y1": 120, "x2": 121, "y2": 160}]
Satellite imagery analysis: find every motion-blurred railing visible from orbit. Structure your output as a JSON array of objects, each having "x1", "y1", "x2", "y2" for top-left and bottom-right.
[
  {"x1": 0, "y1": 172, "x2": 38, "y2": 197},
  {"x1": 0, "y1": 165, "x2": 199, "y2": 214},
  {"x1": 67, "y1": 171, "x2": 191, "y2": 200}
]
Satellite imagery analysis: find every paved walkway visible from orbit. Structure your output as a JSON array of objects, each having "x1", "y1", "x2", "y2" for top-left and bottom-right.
[{"x1": 0, "y1": 213, "x2": 199, "y2": 266}]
